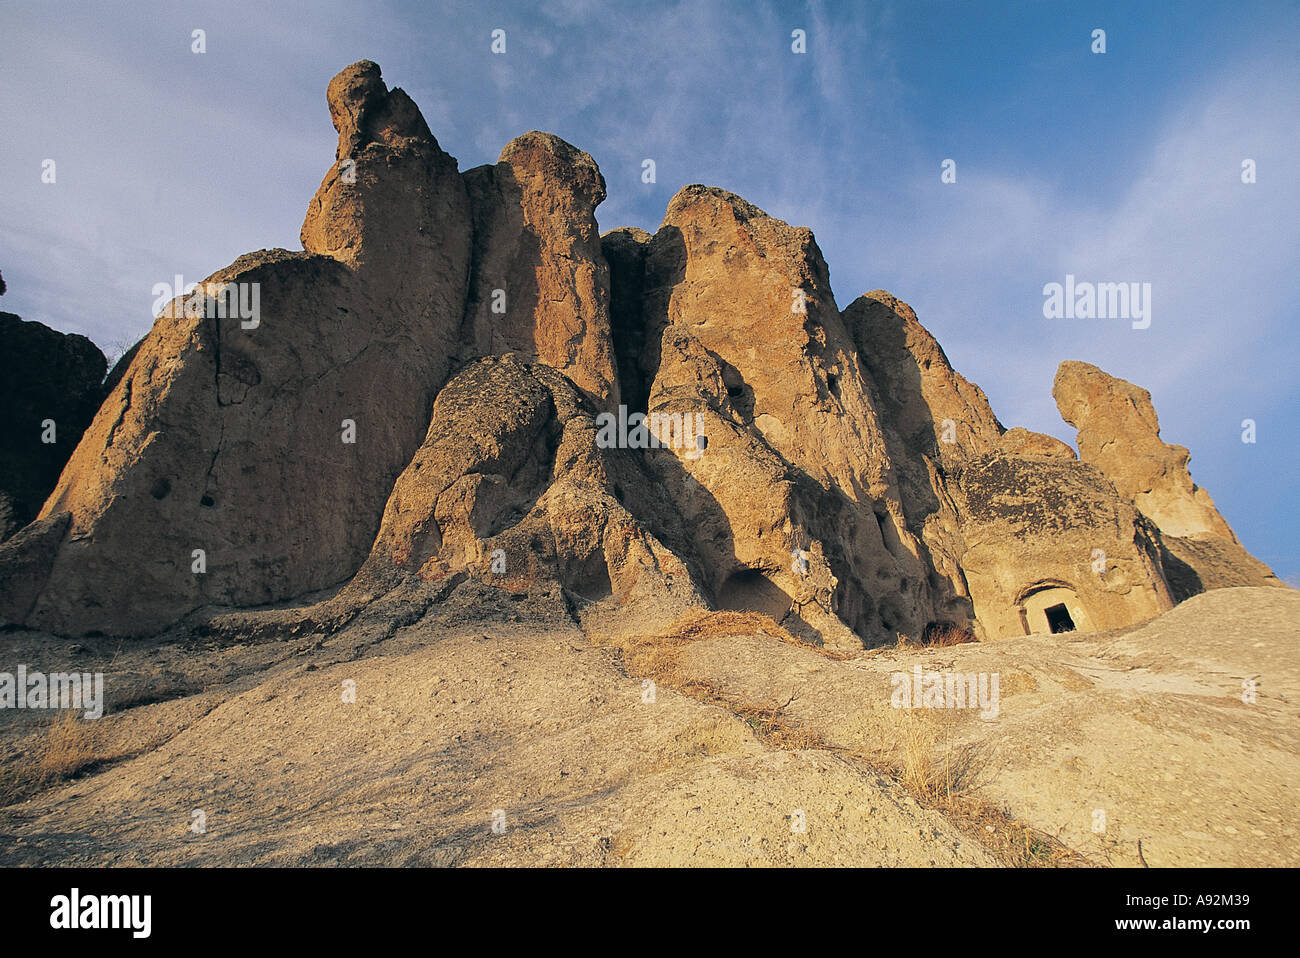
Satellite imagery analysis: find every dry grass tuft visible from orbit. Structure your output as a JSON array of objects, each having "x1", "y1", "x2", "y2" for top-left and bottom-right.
[
  {"x1": 865, "y1": 711, "x2": 1088, "y2": 867},
  {"x1": 36, "y1": 710, "x2": 99, "y2": 779},
  {"x1": 898, "y1": 622, "x2": 980, "y2": 650},
  {"x1": 999, "y1": 670, "x2": 1040, "y2": 695},
  {"x1": 0, "y1": 711, "x2": 106, "y2": 807},
  {"x1": 882, "y1": 711, "x2": 990, "y2": 805}
]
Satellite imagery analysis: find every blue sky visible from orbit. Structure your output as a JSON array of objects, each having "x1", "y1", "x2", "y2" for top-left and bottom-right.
[{"x1": 1, "y1": 0, "x2": 1296, "y2": 583}]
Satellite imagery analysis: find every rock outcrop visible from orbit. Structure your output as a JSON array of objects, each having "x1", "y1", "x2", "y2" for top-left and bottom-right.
[
  {"x1": 344, "y1": 354, "x2": 704, "y2": 636},
  {"x1": 461, "y1": 133, "x2": 619, "y2": 409},
  {"x1": 0, "y1": 311, "x2": 106, "y2": 541},
  {"x1": 1053, "y1": 361, "x2": 1280, "y2": 601},
  {"x1": 845, "y1": 290, "x2": 1005, "y2": 460},
  {"x1": 842, "y1": 290, "x2": 1002, "y2": 636},
  {"x1": 841, "y1": 291, "x2": 1171, "y2": 640},
  {"x1": 6, "y1": 61, "x2": 473, "y2": 636},
  {"x1": 951, "y1": 452, "x2": 1173, "y2": 637},
  {"x1": 630, "y1": 186, "x2": 941, "y2": 649},
  {"x1": 998, "y1": 426, "x2": 1076, "y2": 459},
  {"x1": 0, "y1": 60, "x2": 1281, "y2": 644}
]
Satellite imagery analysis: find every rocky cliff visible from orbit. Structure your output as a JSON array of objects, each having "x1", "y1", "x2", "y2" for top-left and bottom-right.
[
  {"x1": 0, "y1": 60, "x2": 1281, "y2": 644},
  {"x1": 0, "y1": 307, "x2": 106, "y2": 542}
]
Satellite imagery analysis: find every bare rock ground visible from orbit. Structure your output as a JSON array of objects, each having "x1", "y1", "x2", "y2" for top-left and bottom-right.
[
  {"x1": 0, "y1": 586, "x2": 1293, "y2": 866},
  {"x1": 0, "y1": 595, "x2": 986, "y2": 866}
]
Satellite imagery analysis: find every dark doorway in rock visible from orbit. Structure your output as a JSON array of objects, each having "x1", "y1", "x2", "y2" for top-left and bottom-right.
[
  {"x1": 1044, "y1": 603, "x2": 1075, "y2": 634},
  {"x1": 716, "y1": 567, "x2": 792, "y2": 621}
]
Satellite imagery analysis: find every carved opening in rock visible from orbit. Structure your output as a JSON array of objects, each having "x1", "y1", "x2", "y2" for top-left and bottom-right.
[
  {"x1": 150, "y1": 478, "x2": 171, "y2": 500},
  {"x1": 1017, "y1": 582, "x2": 1091, "y2": 636},
  {"x1": 716, "y1": 567, "x2": 792, "y2": 621},
  {"x1": 567, "y1": 552, "x2": 613, "y2": 604},
  {"x1": 826, "y1": 373, "x2": 840, "y2": 398},
  {"x1": 720, "y1": 363, "x2": 753, "y2": 419},
  {"x1": 873, "y1": 508, "x2": 908, "y2": 564},
  {"x1": 1044, "y1": 603, "x2": 1075, "y2": 634}
]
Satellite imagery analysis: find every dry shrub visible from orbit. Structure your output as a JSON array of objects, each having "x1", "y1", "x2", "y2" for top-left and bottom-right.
[
  {"x1": 894, "y1": 712, "x2": 988, "y2": 804},
  {"x1": 899, "y1": 622, "x2": 979, "y2": 650},
  {"x1": 0, "y1": 711, "x2": 103, "y2": 807},
  {"x1": 37, "y1": 710, "x2": 99, "y2": 778},
  {"x1": 729, "y1": 700, "x2": 826, "y2": 750}
]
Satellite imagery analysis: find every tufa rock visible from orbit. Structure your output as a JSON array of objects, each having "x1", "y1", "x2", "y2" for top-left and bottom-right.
[
  {"x1": 461, "y1": 133, "x2": 619, "y2": 409},
  {"x1": 0, "y1": 312, "x2": 106, "y2": 541},
  {"x1": 1053, "y1": 360, "x2": 1280, "y2": 600},
  {"x1": 952, "y1": 453, "x2": 1173, "y2": 636},
  {"x1": 1, "y1": 60, "x2": 1280, "y2": 645},
  {"x1": 999, "y1": 426, "x2": 1076, "y2": 459},
  {"x1": 845, "y1": 290, "x2": 1005, "y2": 461},
  {"x1": 10, "y1": 62, "x2": 473, "y2": 636},
  {"x1": 345, "y1": 354, "x2": 705, "y2": 636},
  {"x1": 633, "y1": 186, "x2": 933, "y2": 649}
]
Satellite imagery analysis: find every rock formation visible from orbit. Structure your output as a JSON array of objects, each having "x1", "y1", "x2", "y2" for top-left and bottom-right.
[
  {"x1": 0, "y1": 60, "x2": 1281, "y2": 645},
  {"x1": 462, "y1": 133, "x2": 619, "y2": 410},
  {"x1": 1054, "y1": 360, "x2": 1281, "y2": 600},
  {"x1": 9, "y1": 61, "x2": 475, "y2": 636},
  {"x1": 841, "y1": 291, "x2": 1172, "y2": 641},
  {"x1": 0, "y1": 310, "x2": 106, "y2": 541}
]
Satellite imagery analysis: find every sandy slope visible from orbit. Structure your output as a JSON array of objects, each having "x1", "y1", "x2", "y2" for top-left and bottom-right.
[
  {"x1": 0, "y1": 587, "x2": 1294, "y2": 866},
  {"x1": 0, "y1": 607, "x2": 986, "y2": 866}
]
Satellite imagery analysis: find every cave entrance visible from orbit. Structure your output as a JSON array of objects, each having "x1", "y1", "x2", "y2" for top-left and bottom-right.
[
  {"x1": 716, "y1": 567, "x2": 792, "y2": 621},
  {"x1": 1015, "y1": 582, "x2": 1092, "y2": 636},
  {"x1": 1044, "y1": 603, "x2": 1075, "y2": 634}
]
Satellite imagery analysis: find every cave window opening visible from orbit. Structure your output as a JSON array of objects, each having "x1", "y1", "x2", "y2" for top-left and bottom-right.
[{"x1": 1044, "y1": 603, "x2": 1075, "y2": 634}]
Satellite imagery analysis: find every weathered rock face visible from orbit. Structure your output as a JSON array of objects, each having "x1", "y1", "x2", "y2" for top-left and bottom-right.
[
  {"x1": 1053, "y1": 360, "x2": 1279, "y2": 600},
  {"x1": 300, "y1": 58, "x2": 471, "y2": 393},
  {"x1": 838, "y1": 292, "x2": 1168, "y2": 640},
  {"x1": 346, "y1": 355, "x2": 705, "y2": 636},
  {"x1": 952, "y1": 452, "x2": 1173, "y2": 637},
  {"x1": 1053, "y1": 361, "x2": 1230, "y2": 538},
  {"x1": 842, "y1": 291, "x2": 1006, "y2": 635},
  {"x1": 461, "y1": 133, "x2": 619, "y2": 409},
  {"x1": 5, "y1": 61, "x2": 473, "y2": 636},
  {"x1": 998, "y1": 426, "x2": 1076, "y2": 459},
  {"x1": 3, "y1": 59, "x2": 1279, "y2": 644},
  {"x1": 0, "y1": 312, "x2": 106, "y2": 541},
  {"x1": 627, "y1": 186, "x2": 938, "y2": 649},
  {"x1": 845, "y1": 291, "x2": 1004, "y2": 461}
]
